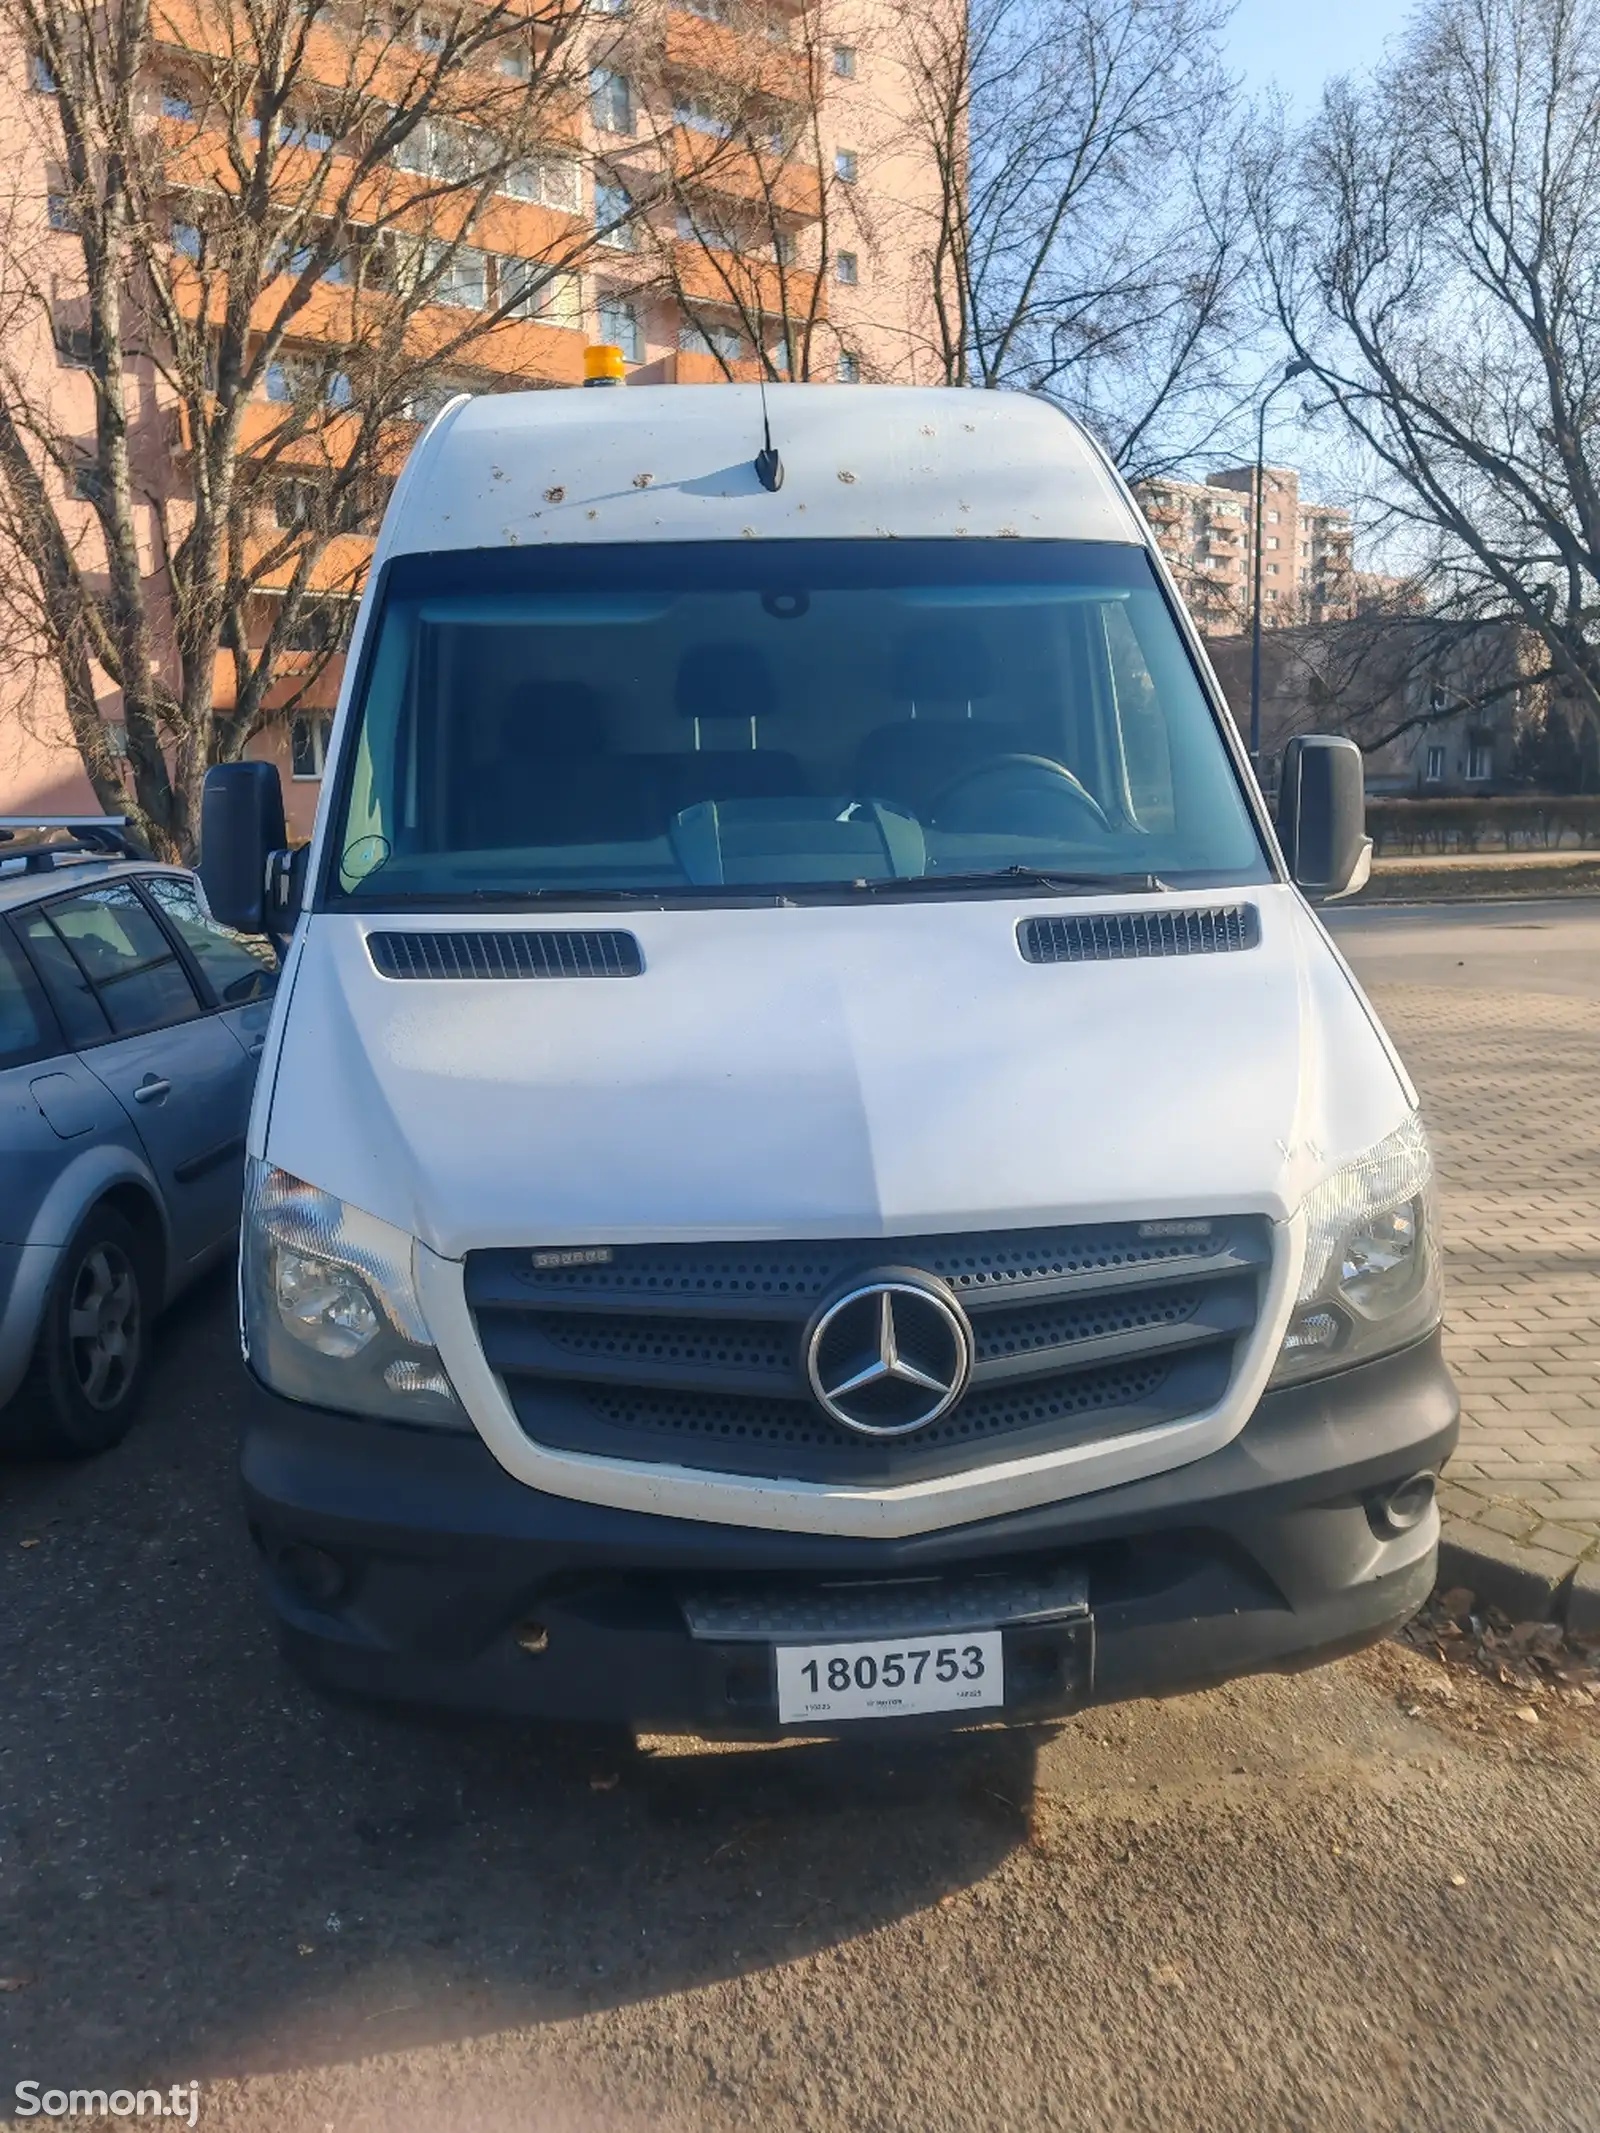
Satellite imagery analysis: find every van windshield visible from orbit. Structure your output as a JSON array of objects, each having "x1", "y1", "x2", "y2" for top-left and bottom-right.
[{"x1": 328, "y1": 540, "x2": 1269, "y2": 904}]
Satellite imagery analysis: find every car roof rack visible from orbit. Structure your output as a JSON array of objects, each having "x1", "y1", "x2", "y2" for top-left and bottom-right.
[{"x1": 0, "y1": 816, "x2": 152, "y2": 873}]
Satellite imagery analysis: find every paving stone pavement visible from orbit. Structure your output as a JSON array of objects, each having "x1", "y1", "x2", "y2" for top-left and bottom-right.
[{"x1": 1369, "y1": 982, "x2": 1600, "y2": 1628}]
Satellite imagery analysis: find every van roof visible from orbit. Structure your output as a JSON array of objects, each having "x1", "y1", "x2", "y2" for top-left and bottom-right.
[{"x1": 383, "y1": 384, "x2": 1147, "y2": 557}]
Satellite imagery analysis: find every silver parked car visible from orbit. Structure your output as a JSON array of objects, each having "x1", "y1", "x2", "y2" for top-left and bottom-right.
[{"x1": 0, "y1": 819, "x2": 277, "y2": 1456}]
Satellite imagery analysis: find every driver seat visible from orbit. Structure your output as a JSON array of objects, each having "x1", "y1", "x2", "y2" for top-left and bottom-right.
[{"x1": 853, "y1": 624, "x2": 1031, "y2": 816}]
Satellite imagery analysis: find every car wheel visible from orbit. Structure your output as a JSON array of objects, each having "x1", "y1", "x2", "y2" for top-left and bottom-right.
[{"x1": 4, "y1": 1207, "x2": 153, "y2": 1459}]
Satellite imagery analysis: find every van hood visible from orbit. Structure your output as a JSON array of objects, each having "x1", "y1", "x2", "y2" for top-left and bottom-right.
[{"x1": 257, "y1": 888, "x2": 1411, "y2": 1257}]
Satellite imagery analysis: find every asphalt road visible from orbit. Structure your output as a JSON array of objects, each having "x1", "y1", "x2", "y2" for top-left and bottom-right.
[
  {"x1": 1328, "y1": 896, "x2": 1600, "y2": 999},
  {"x1": 3, "y1": 902, "x2": 1599, "y2": 2132}
]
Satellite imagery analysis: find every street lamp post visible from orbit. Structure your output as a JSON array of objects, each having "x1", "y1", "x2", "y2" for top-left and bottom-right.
[{"x1": 1249, "y1": 358, "x2": 1314, "y2": 770}]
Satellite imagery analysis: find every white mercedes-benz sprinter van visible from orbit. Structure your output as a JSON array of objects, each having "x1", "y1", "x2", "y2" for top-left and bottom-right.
[{"x1": 202, "y1": 383, "x2": 1455, "y2": 1735}]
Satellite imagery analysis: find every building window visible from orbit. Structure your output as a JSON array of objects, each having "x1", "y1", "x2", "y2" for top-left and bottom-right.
[
  {"x1": 414, "y1": 18, "x2": 446, "y2": 52},
  {"x1": 275, "y1": 479, "x2": 315, "y2": 528},
  {"x1": 835, "y1": 250, "x2": 858, "y2": 285},
  {"x1": 679, "y1": 320, "x2": 744, "y2": 362},
  {"x1": 1266, "y1": 535, "x2": 1279, "y2": 549},
  {"x1": 160, "y1": 85, "x2": 196, "y2": 122},
  {"x1": 595, "y1": 181, "x2": 635, "y2": 248},
  {"x1": 291, "y1": 717, "x2": 333, "y2": 779},
  {"x1": 265, "y1": 359, "x2": 352, "y2": 406},
  {"x1": 1424, "y1": 746, "x2": 1446, "y2": 784},
  {"x1": 28, "y1": 51, "x2": 58, "y2": 93},
  {"x1": 54, "y1": 322, "x2": 93, "y2": 368},
  {"x1": 426, "y1": 242, "x2": 489, "y2": 308},
  {"x1": 591, "y1": 68, "x2": 634, "y2": 135},
  {"x1": 47, "y1": 189, "x2": 76, "y2": 232},
  {"x1": 837, "y1": 351, "x2": 860, "y2": 383},
  {"x1": 598, "y1": 294, "x2": 642, "y2": 363},
  {"x1": 673, "y1": 93, "x2": 729, "y2": 138},
  {"x1": 834, "y1": 148, "x2": 858, "y2": 183},
  {"x1": 773, "y1": 229, "x2": 797, "y2": 266},
  {"x1": 501, "y1": 261, "x2": 583, "y2": 329},
  {"x1": 280, "y1": 115, "x2": 335, "y2": 153},
  {"x1": 502, "y1": 155, "x2": 581, "y2": 212},
  {"x1": 496, "y1": 39, "x2": 532, "y2": 78},
  {"x1": 1266, "y1": 509, "x2": 1279, "y2": 524},
  {"x1": 72, "y1": 461, "x2": 106, "y2": 505},
  {"x1": 171, "y1": 220, "x2": 202, "y2": 260},
  {"x1": 832, "y1": 45, "x2": 856, "y2": 76},
  {"x1": 1466, "y1": 741, "x2": 1492, "y2": 781}
]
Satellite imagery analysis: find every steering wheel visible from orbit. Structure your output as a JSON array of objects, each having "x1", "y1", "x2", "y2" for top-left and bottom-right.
[{"x1": 929, "y1": 754, "x2": 1113, "y2": 836}]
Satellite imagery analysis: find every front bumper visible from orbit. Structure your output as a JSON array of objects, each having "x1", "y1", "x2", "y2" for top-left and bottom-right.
[{"x1": 242, "y1": 1332, "x2": 1457, "y2": 1735}]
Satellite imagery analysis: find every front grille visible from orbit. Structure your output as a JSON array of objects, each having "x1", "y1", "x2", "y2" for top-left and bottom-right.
[
  {"x1": 1019, "y1": 905, "x2": 1260, "y2": 965},
  {"x1": 366, "y1": 929, "x2": 643, "y2": 980},
  {"x1": 466, "y1": 1218, "x2": 1270, "y2": 1486}
]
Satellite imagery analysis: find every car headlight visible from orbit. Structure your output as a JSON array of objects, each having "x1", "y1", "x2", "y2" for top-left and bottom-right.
[
  {"x1": 241, "y1": 1159, "x2": 468, "y2": 1428},
  {"x1": 1270, "y1": 1113, "x2": 1442, "y2": 1386}
]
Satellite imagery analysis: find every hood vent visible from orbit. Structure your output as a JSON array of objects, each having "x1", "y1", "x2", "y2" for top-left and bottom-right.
[
  {"x1": 366, "y1": 929, "x2": 643, "y2": 980},
  {"x1": 1018, "y1": 904, "x2": 1260, "y2": 966}
]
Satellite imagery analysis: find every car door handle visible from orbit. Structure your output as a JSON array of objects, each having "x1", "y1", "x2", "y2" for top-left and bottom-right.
[
  {"x1": 246, "y1": 1036, "x2": 266, "y2": 1058},
  {"x1": 132, "y1": 1075, "x2": 171, "y2": 1104}
]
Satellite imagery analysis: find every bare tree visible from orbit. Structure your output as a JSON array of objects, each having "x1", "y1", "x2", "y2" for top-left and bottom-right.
[
  {"x1": 1255, "y1": 0, "x2": 1600, "y2": 747},
  {"x1": 887, "y1": 0, "x2": 1258, "y2": 477},
  {"x1": 0, "y1": 0, "x2": 613, "y2": 857},
  {"x1": 580, "y1": 0, "x2": 863, "y2": 384}
]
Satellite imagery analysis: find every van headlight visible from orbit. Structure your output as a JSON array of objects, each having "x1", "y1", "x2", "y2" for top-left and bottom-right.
[
  {"x1": 242, "y1": 1160, "x2": 468, "y2": 1428},
  {"x1": 1270, "y1": 1114, "x2": 1442, "y2": 1386}
]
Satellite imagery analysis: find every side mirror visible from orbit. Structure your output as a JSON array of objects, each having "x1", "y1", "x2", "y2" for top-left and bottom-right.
[
  {"x1": 1276, "y1": 735, "x2": 1372, "y2": 902},
  {"x1": 200, "y1": 763, "x2": 296, "y2": 938}
]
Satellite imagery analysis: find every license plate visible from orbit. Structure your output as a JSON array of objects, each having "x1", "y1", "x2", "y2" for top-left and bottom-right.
[{"x1": 775, "y1": 1631, "x2": 1004, "y2": 1724}]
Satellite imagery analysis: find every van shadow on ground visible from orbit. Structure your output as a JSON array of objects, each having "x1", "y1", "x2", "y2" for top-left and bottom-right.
[{"x1": 0, "y1": 1273, "x2": 1036, "y2": 2085}]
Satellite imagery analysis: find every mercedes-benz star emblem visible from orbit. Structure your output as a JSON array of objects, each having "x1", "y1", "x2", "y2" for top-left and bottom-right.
[{"x1": 804, "y1": 1276, "x2": 974, "y2": 1437}]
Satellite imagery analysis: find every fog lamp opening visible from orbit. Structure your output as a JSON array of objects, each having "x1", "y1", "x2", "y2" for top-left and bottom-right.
[{"x1": 1368, "y1": 1471, "x2": 1437, "y2": 1538}]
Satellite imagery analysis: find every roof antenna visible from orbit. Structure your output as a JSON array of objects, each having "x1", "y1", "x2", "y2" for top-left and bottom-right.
[{"x1": 754, "y1": 368, "x2": 783, "y2": 493}]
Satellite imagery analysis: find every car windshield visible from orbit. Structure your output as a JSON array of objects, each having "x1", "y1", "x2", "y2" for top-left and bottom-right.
[{"x1": 328, "y1": 540, "x2": 1268, "y2": 904}]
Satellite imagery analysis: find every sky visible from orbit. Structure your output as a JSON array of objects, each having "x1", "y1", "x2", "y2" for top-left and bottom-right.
[{"x1": 1221, "y1": 0, "x2": 1406, "y2": 114}]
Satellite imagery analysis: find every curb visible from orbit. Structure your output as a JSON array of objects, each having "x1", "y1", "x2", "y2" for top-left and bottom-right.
[{"x1": 1438, "y1": 1516, "x2": 1596, "y2": 1628}]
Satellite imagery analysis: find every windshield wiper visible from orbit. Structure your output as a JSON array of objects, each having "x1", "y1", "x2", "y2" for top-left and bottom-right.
[{"x1": 845, "y1": 867, "x2": 1168, "y2": 897}]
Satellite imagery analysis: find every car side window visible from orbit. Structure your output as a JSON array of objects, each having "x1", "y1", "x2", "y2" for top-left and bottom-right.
[
  {"x1": 0, "y1": 927, "x2": 57, "y2": 1069},
  {"x1": 33, "y1": 883, "x2": 201, "y2": 1039},
  {"x1": 141, "y1": 875, "x2": 279, "y2": 1005},
  {"x1": 16, "y1": 910, "x2": 109, "y2": 1046}
]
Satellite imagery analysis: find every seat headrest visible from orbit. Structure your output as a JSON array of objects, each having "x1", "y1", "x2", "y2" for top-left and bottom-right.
[
  {"x1": 675, "y1": 642, "x2": 775, "y2": 723},
  {"x1": 891, "y1": 623, "x2": 991, "y2": 704}
]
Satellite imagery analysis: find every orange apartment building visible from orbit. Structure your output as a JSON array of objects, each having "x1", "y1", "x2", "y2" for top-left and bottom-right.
[
  {"x1": 0, "y1": 0, "x2": 942, "y2": 841},
  {"x1": 1133, "y1": 464, "x2": 1356, "y2": 637}
]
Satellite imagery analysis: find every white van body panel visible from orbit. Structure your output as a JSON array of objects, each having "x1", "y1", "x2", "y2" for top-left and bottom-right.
[
  {"x1": 375, "y1": 385, "x2": 1145, "y2": 557},
  {"x1": 257, "y1": 885, "x2": 1410, "y2": 1534},
  {"x1": 262, "y1": 888, "x2": 1400, "y2": 1250},
  {"x1": 249, "y1": 382, "x2": 1420, "y2": 1539}
]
